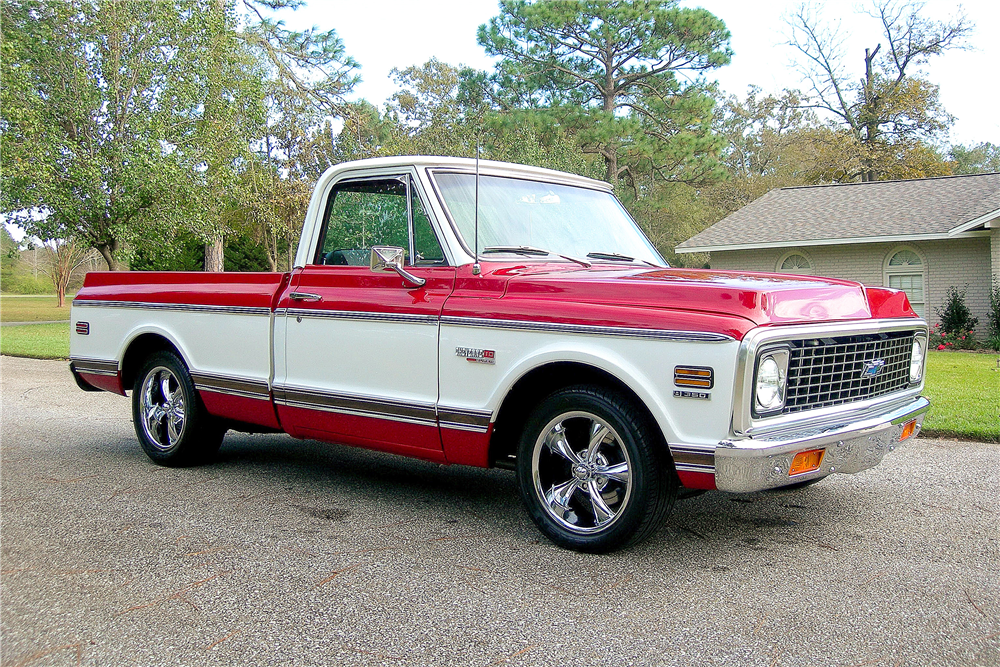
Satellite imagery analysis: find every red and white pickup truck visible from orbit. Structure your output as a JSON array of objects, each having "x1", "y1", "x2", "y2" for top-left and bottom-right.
[{"x1": 70, "y1": 156, "x2": 930, "y2": 552}]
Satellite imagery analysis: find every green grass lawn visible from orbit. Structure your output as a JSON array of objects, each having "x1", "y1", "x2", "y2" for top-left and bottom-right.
[
  {"x1": 921, "y1": 350, "x2": 1000, "y2": 443},
  {"x1": 0, "y1": 322, "x2": 71, "y2": 359},
  {"x1": 0, "y1": 294, "x2": 73, "y2": 322}
]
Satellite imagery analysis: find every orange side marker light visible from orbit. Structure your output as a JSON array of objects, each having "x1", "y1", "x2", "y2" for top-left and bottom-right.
[
  {"x1": 789, "y1": 448, "x2": 825, "y2": 476},
  {"x1": 899, "y1": 419, "x2": 917, "y2": 442}
]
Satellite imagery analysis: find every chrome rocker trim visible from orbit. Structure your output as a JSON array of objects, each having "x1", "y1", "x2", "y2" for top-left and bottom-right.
[{"x1": 711, "y1": 395, "x2": 930, "y2": 493}]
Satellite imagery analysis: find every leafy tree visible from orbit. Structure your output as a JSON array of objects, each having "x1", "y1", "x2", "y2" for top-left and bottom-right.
[
  {"x1": 1, "y1": 0, "x2": 204, "y2": 270},
  {"x1": 1, "y1": 227, "x2": 23, "y2": 288},
  {"x1": 388, "y1": 58, "x2": 470, "y2": 156},
  {"x1": 785, "y1": 0, "x2": 970, "y2": 181},
  {"x1": 194, "y1": 0, "x2": 360, "y2": 271},
  {"x1": 35, "y1": 239, "x2": 93, "y2": 307},
  {"x1": 949, "y1": 142, "x2": 1000, "y2": 175},
  {"x1": 475, "y1": 0, "x2": 732, "y2": 188}
]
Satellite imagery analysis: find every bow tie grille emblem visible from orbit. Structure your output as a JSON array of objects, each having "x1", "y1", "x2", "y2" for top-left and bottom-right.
[{"x1": 861, "y1": 359, "x2": 886, "y2": 378}]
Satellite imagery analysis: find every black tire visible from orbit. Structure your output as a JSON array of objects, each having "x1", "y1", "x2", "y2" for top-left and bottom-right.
[
  {"x1": 516, "y1": 385, "x2": 678, "y2": 553},
  {"x1": 131, "y1": 351, "x2": 225, "y2": 467}
]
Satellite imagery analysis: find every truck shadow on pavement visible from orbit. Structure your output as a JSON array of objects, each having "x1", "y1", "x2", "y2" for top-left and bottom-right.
[{"x1": 190, "y1": 430, "x2": 858, "y2": 557}]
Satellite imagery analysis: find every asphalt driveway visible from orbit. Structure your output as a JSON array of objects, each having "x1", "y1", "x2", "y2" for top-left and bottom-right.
[{"x1": 2, "y1": 356, "x2": 998, "y2": 667}]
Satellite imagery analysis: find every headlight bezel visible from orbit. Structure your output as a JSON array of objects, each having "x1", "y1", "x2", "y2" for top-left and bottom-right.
[
  {"x1": 909, "y1": 333, "x2": 927, "y2": 384},
  {"x1": 752, "y1": 345, "x2": 791, "y2": 418}
]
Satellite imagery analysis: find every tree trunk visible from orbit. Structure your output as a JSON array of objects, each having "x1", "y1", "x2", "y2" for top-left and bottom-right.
[
  {"x1": 605, "y1": 149, "x2": 618, "y2": 185},
  {"x1": 204, "y1": 237, "x2": 224, "y2": 272},
  {"x1": 96, "y1": 240, "x2": 124, "y2": 270}
]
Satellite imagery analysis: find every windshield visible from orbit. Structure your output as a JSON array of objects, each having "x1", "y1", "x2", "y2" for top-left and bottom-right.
[{"x1": 432, "y1": 172, "x2": 666, "y2": 266}]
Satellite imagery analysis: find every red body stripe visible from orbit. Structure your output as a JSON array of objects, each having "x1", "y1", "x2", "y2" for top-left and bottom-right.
[
  {"x1": 676, "y1": 470, "x2": 717, "y2": 490},
  {"x1": 199, "y1": 392, "x2": 280, "y2": 430},
  {"x1": 78, "y1": 372, "x2": 125, "y2": 396}
]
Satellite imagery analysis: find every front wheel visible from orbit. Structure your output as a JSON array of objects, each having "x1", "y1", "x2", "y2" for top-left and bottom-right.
[
  {"x1": 132, "y1": 351, "x2": 224, "y2": 467},
  {"x1": 517, "y1": 386, "x2": 678, "y2": 553}
]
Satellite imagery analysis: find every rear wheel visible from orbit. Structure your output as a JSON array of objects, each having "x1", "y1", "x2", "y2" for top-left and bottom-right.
[
  {"x1": 517, "y1": 385, "x2": 677, "y2": 553},
  {"x1": 132, "y1": 351, "x2": 224, "y2": 466}
]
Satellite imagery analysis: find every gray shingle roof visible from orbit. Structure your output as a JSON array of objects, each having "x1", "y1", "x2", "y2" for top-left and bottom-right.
[{"x1": 676, "y1": 172, "x2": 1000, "y2": 251}]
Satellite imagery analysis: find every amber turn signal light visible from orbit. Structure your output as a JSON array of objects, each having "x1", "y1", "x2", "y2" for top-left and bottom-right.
[
  {"x1": 899, "y1": 419, "x2": 917, "y2": 441},
  {"x1": 674, "y1": 366, "x2": 714, "y2": 389},
  {"x1": 789, "y1": 448, "x2": 825, "y2": 476}
]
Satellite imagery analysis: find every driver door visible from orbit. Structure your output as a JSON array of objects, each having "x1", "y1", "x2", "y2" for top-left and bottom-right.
[{"x1": 274, "y1": 174, "x2": 455, "y2": 458}]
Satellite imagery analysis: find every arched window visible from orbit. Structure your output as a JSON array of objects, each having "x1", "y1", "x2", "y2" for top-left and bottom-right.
[
  {"x1": 884, "y1": 247, "x2": 926, "y2": 318},
  {"x1": 777, "y1": 252, "x2": 812, "y2": 274}
]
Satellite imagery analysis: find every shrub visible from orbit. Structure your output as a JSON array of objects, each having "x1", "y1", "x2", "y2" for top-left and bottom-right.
[
  {"x1": 936, "y1": 285, "x2": 978, "y2": 336},
  {"x1": 1, "y1": 274, "x2": 53, "y2": 294},
  {"x1": 987, "y1": 279, "x2": 1000, "y2": 351},
  {"x1": 929, "y1": 324, "x2": 979, "y2": 351}
]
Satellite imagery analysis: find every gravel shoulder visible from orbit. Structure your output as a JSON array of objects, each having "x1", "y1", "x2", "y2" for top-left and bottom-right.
[{"x1": 2, "y1": 356, "x2": 998, "y2": 667}]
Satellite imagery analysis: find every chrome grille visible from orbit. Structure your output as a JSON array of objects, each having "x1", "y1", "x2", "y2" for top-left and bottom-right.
[{"x1": 783, "y1": 331, "x2": 914, "y2": 414}]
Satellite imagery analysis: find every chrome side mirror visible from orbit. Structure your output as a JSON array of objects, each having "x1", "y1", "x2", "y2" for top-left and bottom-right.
[{"x1": 370, "y1": 246, "x2": 426, "y2": 287}]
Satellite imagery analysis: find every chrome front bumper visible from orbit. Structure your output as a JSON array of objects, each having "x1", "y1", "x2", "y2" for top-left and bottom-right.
[{"x1": 712, "y1": 396, "x2": 930, "y2": 493}]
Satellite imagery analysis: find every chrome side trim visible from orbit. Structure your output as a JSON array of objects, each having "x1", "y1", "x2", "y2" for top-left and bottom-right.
[
  {"x1": 72, "y1": 300, "x2": 271, "y2": 317},
  {"x1": 274, "y1": 384, "x2": 440, "y2": 428},
  {"x1": 272, "y1": 384, "x2": 492, "y2": 433},
  {"x1": 69, "y1": 356, "x2": 119, "y2": 377},
  {"x1": 437, "y1": 407, "x2": 492, "y2": 434},
  {"x1": 189, "y1": 371, "x2": 271, "y2": 400},
  {"x1": 441, "y1": 316, "x2": 734, "y2": 342},
  {"x1": 284, "y1": 308, "x2": 438, "y2": 325},
  {"x1": 731, "y1": 318, "x2": 928, "y2": 437},
  {"x1": 668, "y1": 445, "x2": 716, "y2": 474}
]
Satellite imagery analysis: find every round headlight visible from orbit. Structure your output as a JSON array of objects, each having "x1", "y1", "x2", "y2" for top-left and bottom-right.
[
  {"x1": 910, "y1": 337, "x2": 924, "y2": 382},
  {"x1": 756, "y1": 357, "x2": 783, "y2": 411}
]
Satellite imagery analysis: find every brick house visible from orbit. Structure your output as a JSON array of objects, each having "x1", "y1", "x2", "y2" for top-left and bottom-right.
[{"x1": 675, "y1": 173, "x2": 1000, "y2": 330}]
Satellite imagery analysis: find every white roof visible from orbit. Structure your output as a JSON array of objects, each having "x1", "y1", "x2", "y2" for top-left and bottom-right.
[{"x1": 323, "y1": 156, "x2": 613, "y2": 192}]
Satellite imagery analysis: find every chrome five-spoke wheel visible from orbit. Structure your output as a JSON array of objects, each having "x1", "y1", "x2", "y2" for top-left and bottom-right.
[
  {"x1": 140, "y1": 366, "x2": 187, "y2": 452},
  {"x1": 517, "y1": 385, "x2": 678, "y2": 553},
  {"x1": 131, "y1": 351, "x2": 225, "y2": 467},
  {"x1": 532, "y1": 411, "x2": 633, "y2": 533}
]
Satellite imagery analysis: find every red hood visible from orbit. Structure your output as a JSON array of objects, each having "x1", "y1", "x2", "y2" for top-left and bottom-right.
[{"x1": 493, "y1": 264, "x2": 909, "y2": 326}]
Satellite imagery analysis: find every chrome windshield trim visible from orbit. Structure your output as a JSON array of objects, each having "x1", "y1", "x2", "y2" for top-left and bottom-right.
[
  {"x1": 441, "y1": 316, "x2": 734, "y2": 343},
  {"x1": 731, "y1": 318, "x2": 928, "y2": 436},
  {"x1": 72, "y1": 300, "x2": 271, "y2": 317}
]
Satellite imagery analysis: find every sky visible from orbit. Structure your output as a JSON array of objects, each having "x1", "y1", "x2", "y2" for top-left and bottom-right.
[{"x1": 272, "y1": 0, "x2": 999, "y2": 146}]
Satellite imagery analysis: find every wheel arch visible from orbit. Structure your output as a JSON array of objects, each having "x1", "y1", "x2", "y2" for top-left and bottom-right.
[
  {"x1": 119, "y1": 329, "x2": 190, "y2": 391},
  {"x1": 488, "y1": 360, "x2": 675, "y2": 470}
]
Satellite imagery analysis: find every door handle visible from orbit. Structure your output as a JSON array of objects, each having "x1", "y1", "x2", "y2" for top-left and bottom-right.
[{"x1": 289, "y1": 292, "x2": 322, "y2": 302}]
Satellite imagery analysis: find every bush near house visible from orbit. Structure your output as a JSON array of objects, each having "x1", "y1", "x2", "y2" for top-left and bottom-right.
[
  {"x1": 987, "y1": 279, "x2": 1000, "y2": 351},
  {"x1": 931, "y1": 285, "x2": 983, "y2": 351}
]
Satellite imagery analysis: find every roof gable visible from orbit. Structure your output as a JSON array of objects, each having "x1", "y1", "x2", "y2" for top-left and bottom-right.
[{"x1": 677, "y1": 172, "x2": 1000, "y2": 252}]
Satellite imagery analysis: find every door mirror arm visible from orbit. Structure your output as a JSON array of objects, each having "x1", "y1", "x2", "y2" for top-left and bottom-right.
[{"x1": 370, "y1": 246, "x2": 426, "y2": 287}]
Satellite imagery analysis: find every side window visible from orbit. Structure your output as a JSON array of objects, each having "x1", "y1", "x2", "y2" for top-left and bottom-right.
[
  {"x1": 314, "y1": 177, "x2": 445, "y2": 266},
  {"x1": 316, "y1": 179, "x2": 408, "y2": 266}
]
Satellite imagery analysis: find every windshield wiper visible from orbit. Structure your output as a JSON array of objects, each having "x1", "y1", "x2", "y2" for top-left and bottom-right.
[
  {"x1": 482, "y1": 245, "x2": 550, "y2": 256},
  {"x1": 482, "y1": 245, "x2": 592, "y2": 268},
  {"x1": 587, "y1": 251, "x2": 634, "y2": 262},
  {"x1": 587, "y1": 251, "x2": 661, "y2": 268}
]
